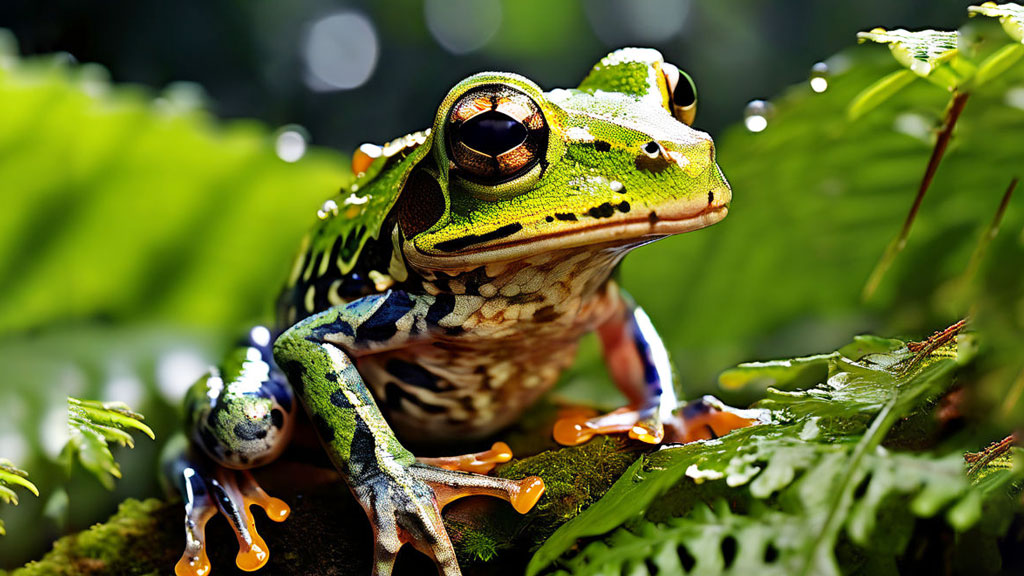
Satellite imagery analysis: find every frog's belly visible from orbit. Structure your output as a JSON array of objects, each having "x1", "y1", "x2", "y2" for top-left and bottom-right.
[{"x1": 356, "y1": 339, "x2": 579, "y2": 442}]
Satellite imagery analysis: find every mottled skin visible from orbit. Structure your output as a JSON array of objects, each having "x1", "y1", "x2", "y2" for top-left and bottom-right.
[{"x1": 166, "y1": 48, "x2": 755, "y2": 576}]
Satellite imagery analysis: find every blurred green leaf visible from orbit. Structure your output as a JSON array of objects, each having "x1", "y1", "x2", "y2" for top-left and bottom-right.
[
  {"x1": 0, "y1": 49, "x2": 349, "y2": 335},
  {"x1": 847, "y1": 68, "x2": 917, "y2": 120},
  {"x1": 0, "y1": 38, "x2": 347, "y2": 551},
  {"x1": 973, "y1": 42, "x2": 1024, "y2": 87}
]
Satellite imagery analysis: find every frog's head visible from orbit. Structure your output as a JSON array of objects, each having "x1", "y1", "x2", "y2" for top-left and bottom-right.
[{"x1": 396, "y1": 47, "x2": 730, "y2": 271}]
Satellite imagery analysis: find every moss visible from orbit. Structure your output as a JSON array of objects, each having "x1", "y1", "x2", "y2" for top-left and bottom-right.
[
  {"x1": 6, "y1": 498, "x2": 179, "y2": 576},
  {"x1": 3, "y1": 437, "x2": 651, "y2": 575},
  {"x1": 498, "y1": 435, "x2": 644, "y2": 536},
  {"x1": 443, "y1": 435, "x2": 649, "y2": 573}
]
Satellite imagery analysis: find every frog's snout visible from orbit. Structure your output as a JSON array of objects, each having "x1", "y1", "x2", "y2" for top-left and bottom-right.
[{"x1": 654, "y1": 135, "x2": 716, "y2": 180}]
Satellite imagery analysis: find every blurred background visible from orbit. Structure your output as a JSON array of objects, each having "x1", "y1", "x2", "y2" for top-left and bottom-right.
[
  {"x1": 2, "y1": 0, "x2": 964, "y2": 148},
  {"x1": 0, "y1": 0, "x2": 999, "y2": 569}
]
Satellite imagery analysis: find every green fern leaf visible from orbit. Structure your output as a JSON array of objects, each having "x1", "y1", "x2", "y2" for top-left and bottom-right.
[
  {"x1": 529, "y1": 326, "x2": 1021, "y2": 576},
  {"x1": 62, "y1": 397, "x2": 155, "y2": 490},
  {"x1": 0, "y1": 459, "x2": 38, "y2": 536},
  {"x1": 969, "y1": 3, "x2": 1024, "y2": 42}
]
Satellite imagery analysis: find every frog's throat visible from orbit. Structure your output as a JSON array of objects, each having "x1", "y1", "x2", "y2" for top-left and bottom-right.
[{"x1": 405, "y1": 203, "x2": 728, "y2": 271}]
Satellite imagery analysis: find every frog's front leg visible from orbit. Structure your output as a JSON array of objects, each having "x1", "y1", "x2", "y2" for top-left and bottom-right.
[
  {"x1": 165, "y1": 331, "x2": 295, "y2": 576},
  {"x1": 554, "y1": 287, "x2": 762, "y2": 446},
  {"x1": 273, "y1": 291, "x2": 544, "y2": 576}
]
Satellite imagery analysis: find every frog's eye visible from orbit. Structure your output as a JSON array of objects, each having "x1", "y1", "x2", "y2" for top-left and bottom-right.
[
  {"x1": 661, "y1": 62, "x2": 697, "y2": 126},
  {"x1": 446, "y1": 85, "x2": 548, "y2": 186}
]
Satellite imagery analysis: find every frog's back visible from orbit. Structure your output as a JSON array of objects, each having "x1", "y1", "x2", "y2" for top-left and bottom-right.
[{"x1": 276, "y1": 132, "x2": 432, "y2": 328}]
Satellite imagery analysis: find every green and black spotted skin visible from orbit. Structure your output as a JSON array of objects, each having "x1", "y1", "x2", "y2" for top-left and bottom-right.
[{"x1": 277, "y1": 47, "x2": 730, "y2": 442}]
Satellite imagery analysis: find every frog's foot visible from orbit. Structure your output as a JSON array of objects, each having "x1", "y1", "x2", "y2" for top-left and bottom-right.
[
  {"x1": 553, "y1": 396, "x2": 766, "y2": 446},
  {"x1": 174, "y1": 466, "x2": 290, "y2": 576},
  {"x1": 553, "y1": 405, "x2": 666, "y2": 446},
  {"x1": 669, "y1": 395, "x2": 766, "y2": 444},
  {"x1": 360, "y1": 465, "x2": 545, "y2": 576},
  {"x1": 416, "y1": 442, "x2": 514, "y2": 474}
]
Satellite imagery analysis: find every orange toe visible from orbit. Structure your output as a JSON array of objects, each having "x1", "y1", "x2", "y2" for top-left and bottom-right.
[
  {"x1": 420, "y1": 441, "x2": 516, "y2": 474},
  {"x1": 628, "y1": 423, "x2": 664, "y2": 444},
  {"x1": 553, "y1": 415, "x2": 596, "y2": 446},
  {"x1": 510, "y1": 476, "x2": 546, "y2": 514},
  {"x1": 681, "y1": 409, "x2": 760, "y2": 443},
  {"x1": 175, "y1": 547, "x2": 212, "y2": 576}
]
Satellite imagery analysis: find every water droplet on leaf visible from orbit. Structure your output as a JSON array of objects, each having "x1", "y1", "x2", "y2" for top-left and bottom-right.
[
  {"x1": 744, "y1": 100, "x2": 773, "y2": 133},
  {"x1": 809, "y1": 61, "x2": 829, "y2": 93}
]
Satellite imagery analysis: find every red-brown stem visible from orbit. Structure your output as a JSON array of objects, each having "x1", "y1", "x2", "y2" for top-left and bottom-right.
[
  {"x1": 864, "y1": 90, "x2": 971, "y2": 300},
  {"x1": 897, "y1": 91, "x2": 971, "y2": 245}
]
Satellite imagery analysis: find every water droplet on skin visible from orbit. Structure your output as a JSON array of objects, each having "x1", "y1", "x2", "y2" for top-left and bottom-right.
[
  {"x1": 317, "y1": 199, "x2": 339, "y2": 220},
  {"x1": 809, "y1": 61, "x2": 829, "y2": 93},
  {"x1": 743, "y1": 100, "x2": 773, "y2": 133}
]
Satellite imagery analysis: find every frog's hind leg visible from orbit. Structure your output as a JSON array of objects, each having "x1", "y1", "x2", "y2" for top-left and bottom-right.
[
  {"x1": 554, "y1": 288, "x2": 678, "y2": 445},
  {"x1": 554, "y1": 287, "x2": 763, "y2": 446},
  {"x1": 166, "y1": 328, "x2": 296, "y2": 575}
]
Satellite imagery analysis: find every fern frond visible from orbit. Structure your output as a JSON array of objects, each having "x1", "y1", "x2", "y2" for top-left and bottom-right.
[
  {"x1": 62, "y1": 397, "x2": 155, "y2": 490},
  {"x1": 530, "y1": 324, "x2": 1022, "y2": 575},
  {"x1": 0, "y1": 459, "x2": 38, "y2": 536}
]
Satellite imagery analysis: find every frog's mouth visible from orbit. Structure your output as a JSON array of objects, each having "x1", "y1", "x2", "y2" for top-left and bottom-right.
[{"x1": 406, "y1": 186, "x2": 730, "y2": 270}]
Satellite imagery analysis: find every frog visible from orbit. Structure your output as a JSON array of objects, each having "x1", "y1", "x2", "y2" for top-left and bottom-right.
[{"x1": 163, "y1": 47, "x2": 760, "y2": 576}]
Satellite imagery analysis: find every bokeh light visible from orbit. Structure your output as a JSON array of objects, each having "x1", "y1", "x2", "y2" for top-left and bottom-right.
[
  {"x1": 425, "y1": 0, "x2": 502, "y2": 54},
  {"x1": 275, "y1": 126, "x2": 308, "y2": 163},
  {"x1": 584, "y1": 0, "x2": 691, "y2": 46},
  {"x1": 304, "y1": 11, "x2": 379, "y2": 92},
  {"x1": 1005, "y1": 86, "x2": 1024, "y2": 110},
  {"x1": 743, "y1": 99, "x2": 772, "y2": 133},
  {"x1": 809, "y1": 62, "x2": 829, "y2": 93}
]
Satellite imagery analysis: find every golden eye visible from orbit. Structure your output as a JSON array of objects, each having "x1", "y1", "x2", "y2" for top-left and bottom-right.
[
  {"x1": 447, "y1": 85, "x2": 548, "y2": 185},
  {"x1": 661, "y1": 62, "x2": 697, "y2": 126}
]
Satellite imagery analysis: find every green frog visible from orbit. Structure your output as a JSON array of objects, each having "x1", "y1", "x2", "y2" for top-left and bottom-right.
[{"x1": 165, "y1": 47, "x2": 756, "y2": 576}]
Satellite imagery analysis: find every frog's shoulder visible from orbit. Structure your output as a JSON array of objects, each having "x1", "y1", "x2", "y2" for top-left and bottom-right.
[{"x1": 277, "y1": 131, "x2": 432, "y2": 326}]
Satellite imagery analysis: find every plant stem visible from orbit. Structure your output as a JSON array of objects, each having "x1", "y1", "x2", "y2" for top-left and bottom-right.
[
  {"x1": 863, "y1": 90, "x2": 971, "y2": 300},
  {"x1": 801, "y1": 394, "x2": 902, "y2": 576},
  {"x1": 961, "y1": 178, "x2": 1018, "y2": 294}
]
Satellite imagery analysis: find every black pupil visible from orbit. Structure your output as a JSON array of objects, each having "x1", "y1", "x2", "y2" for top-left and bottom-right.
[
  {"x1": 672, "y1": 75, "x2": 696, "y2": 107},
  {"x1": 644, "y1": 141, "x2": 660, "y2": 155},
  {"x1": 459, "y1": 111, "x2": 528, "y2": 156}
]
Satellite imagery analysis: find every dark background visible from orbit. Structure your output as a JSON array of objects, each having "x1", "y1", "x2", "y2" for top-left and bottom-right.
[{"x1": 1, "y1": 0, "x2": 965, "y2": 152}]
